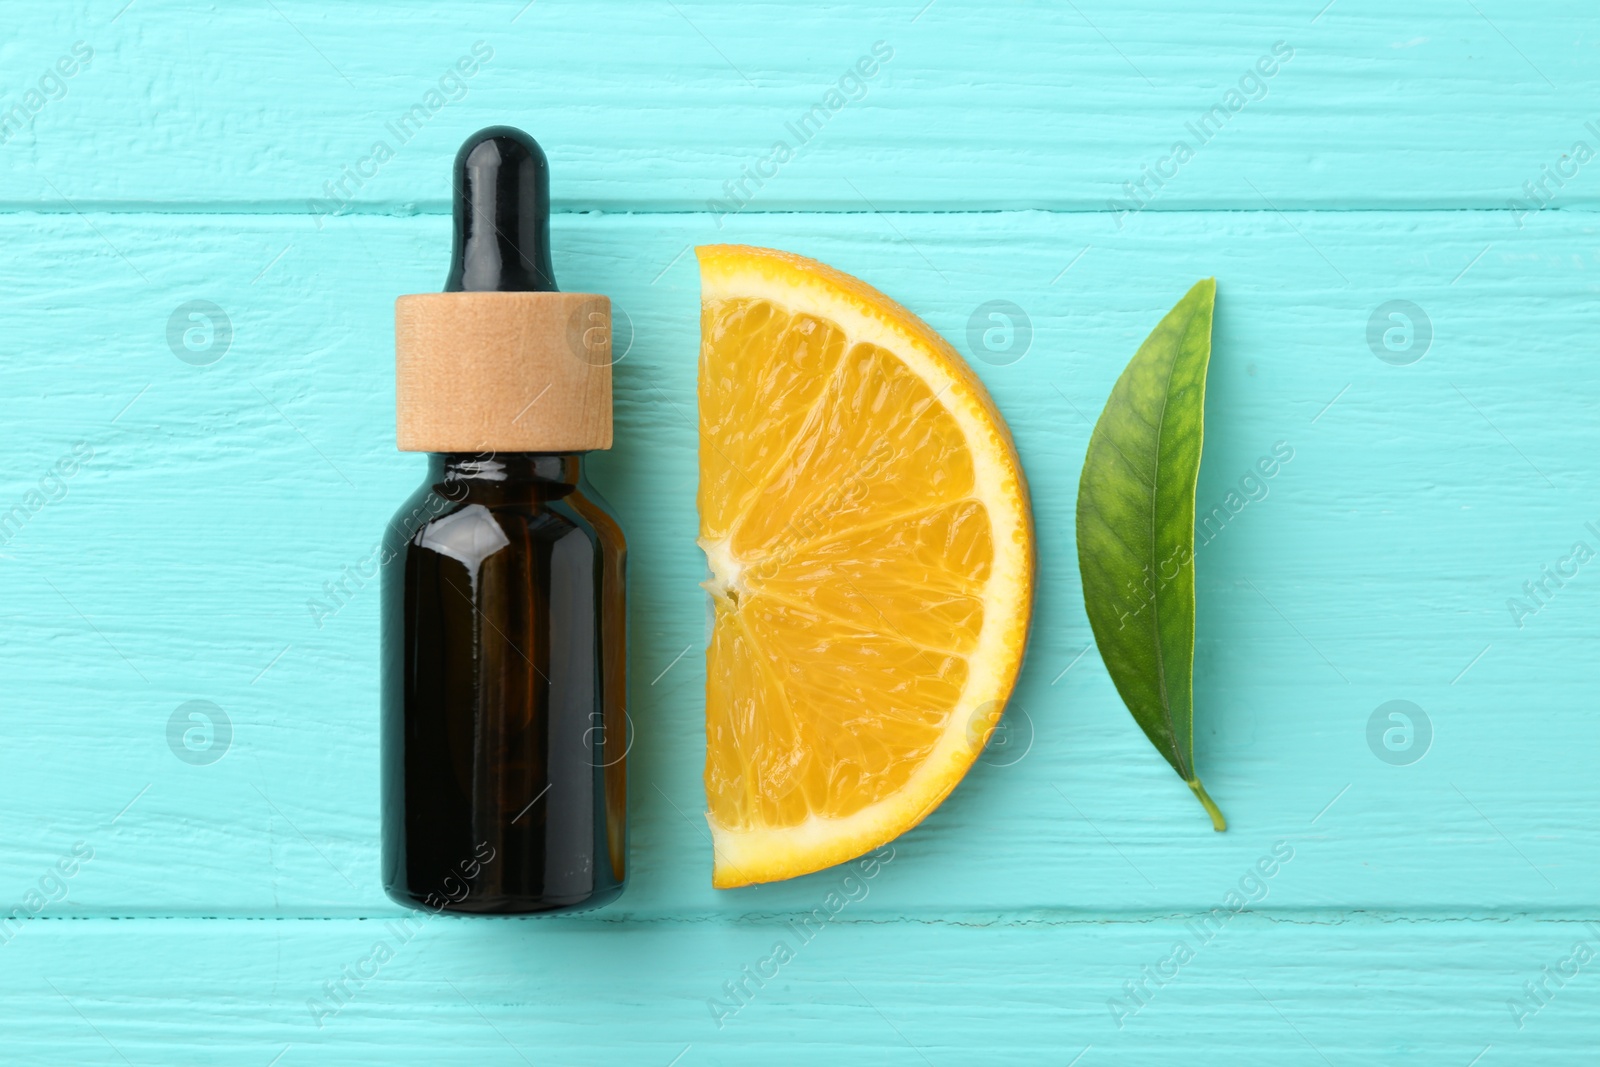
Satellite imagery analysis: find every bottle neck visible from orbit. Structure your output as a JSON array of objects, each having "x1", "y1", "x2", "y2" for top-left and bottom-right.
[{"x1": 430, "y1": 452, "x2": 583, "y2": 490}]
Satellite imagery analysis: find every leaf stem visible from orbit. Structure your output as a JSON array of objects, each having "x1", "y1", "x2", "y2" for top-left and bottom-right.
[{"x1": 1187, "y1": 779, "x2": 1227, "y2": 832}]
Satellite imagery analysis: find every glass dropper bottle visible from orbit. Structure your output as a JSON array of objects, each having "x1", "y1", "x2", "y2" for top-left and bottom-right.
[{"x1": 381, "y1": 126, "x2": 627, "y2": 914}]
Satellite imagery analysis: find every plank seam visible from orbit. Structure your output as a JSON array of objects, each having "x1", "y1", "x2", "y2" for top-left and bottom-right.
[
  {"x1": 0, "y1": 206, "x2": 1594, "y2": 219},
  {"x1": 12, "y1": 910, "x2": 1600, "y2": 925}
]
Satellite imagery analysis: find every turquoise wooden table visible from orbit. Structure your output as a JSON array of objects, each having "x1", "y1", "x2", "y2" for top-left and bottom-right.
[{"x1": 3, "y1": 2, "x2": 1597, "y2": 1063}]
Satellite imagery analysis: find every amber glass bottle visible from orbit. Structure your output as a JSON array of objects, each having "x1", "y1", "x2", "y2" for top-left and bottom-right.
[{"x1": 381, "y1": 127, "x2": 626, "y2": 914}]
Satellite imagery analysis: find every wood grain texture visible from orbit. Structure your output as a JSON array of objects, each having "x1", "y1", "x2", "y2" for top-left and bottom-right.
[
  {"x1": 0, "y1": 3, "x2": 1597, "y2": 211},
  {"x1": 3, "y1": 2, "x2": 1599, "y2": 1062},
  {"x1": 2, "y1": 917, "x2": 1597, "y2": 1064},
  {"x1": 2, "y1": 208, "x2": 1596, "y2": 920}
]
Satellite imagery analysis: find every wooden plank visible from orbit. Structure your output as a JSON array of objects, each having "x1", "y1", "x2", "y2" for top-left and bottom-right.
[
  {"x1": 0, "y1": 2, "x2": 1597, "y2": 211},
  {"x1": 0, "y1": 916, "x2": 1592, "y2": 1064},
  {"x1": 0, "y1": 207, "x2": 1596, "y2": 917}
]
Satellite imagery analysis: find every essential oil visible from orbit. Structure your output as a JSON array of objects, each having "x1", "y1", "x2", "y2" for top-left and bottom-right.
[{"x1": 381, "y1": 127, "x2": 626, "y2": 914}]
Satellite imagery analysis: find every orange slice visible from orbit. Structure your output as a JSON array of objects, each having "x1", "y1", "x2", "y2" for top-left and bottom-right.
[{"x1": 696, "y1": 245, "x2": 1035, "y2": 887}]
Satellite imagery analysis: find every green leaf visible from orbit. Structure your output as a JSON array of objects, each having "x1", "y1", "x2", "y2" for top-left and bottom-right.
[{"x1": 1075, "y1": 278, "x2": 1225, "y2": 831}]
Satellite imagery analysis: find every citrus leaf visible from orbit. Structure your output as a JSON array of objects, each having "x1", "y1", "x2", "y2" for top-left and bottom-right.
[{"x1": 1076, "y1": 278, "x2": 1225, "y2": 831}]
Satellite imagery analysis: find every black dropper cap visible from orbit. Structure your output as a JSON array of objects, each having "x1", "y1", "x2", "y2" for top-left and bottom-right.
[{"x1": 444, "y1": 126, "x2": 558, "y2": 293}]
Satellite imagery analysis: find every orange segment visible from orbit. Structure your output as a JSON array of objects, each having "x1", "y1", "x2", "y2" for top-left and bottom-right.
[
  {"x1": 699, "y1": 300, "x2": 847, "y2": 542},
  {"x1": 754, "y1": 501, "x2": 993, "y2": 653},
  {"x1": 696, "y1": 245, "x2": 1034, "y2": 888},
  {"x1": 728, "y1": 341, "x2": 977, "y2": 559}
]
